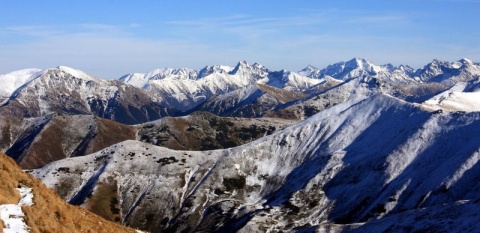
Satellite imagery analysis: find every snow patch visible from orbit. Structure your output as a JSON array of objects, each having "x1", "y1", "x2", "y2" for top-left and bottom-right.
[
  {"x1": 423, "y1": 91, "x2": 480, "y2": 112},
  {"x1": 0, "y1": 184, "x2": 34, "y2": 233}
]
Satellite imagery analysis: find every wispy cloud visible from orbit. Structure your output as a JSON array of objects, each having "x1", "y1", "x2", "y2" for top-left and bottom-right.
[
  {"x1": 347, "y1": 15, "x2": 407, "y2": 24},
  {"x1": 4, "y1": 26, "x2": 64, "y2": 37}
]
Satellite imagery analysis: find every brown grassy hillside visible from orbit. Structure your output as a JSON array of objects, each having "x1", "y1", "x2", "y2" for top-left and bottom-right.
[
  {"x1": 0, "y1": 152, "x2": 137, "y2": 233},
  {"x1": 137, "y1": 112, "x2": 294, "y2": 150},
  {"x1": 0, "y1": 115, "x2": 136, "y2": 169}
]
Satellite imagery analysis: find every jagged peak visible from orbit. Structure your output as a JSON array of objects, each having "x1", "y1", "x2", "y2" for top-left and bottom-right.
[
  {"x1": 298, "y1": 65, "x2": 321, "y2": 79},
  {"x1": 251, "y1": 62, "x2": 265, "y2": 69},
  {"x1": 146, "y1": 68, "x2": 195, "y2": 80},
  {"x1": 237, "y1": 60, "x2": 249, "y2": 66},
  {"x1": 229, "y1": 60, "x2": 268, "y2": 76},
  {"x1": 231, "y1": 60, "x2": 251, "y2": 72},
  {"x1": 458, "y1": 58, "x2": 473, "y2": 65},
  {"x1": 350, "y1": 57, "x2": 370, "y2": 63},
  {"x1": 198, "y1": 65, "x2": 229, "y2": 78},
  {"x1": 301, "y1": 65, "x2": 319, "y2": 72},
  {"x1": 381, "y1": 63, "x2": 394, "y2": 70},
  {"x1": 428, "y1": 59, "x2": 449, "y2": 66}
]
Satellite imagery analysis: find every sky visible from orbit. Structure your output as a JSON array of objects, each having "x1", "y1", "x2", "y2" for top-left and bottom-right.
[{"x1": 0, "y1": 0, "x2": 479, "y2": 79}]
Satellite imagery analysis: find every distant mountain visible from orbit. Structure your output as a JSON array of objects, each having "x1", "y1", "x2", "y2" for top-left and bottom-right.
[
  {"x1": 119, "y1": 58, "x2": 480, "y2": 118},
  {"x1": 1, "y1": 59, "x2": 479, "y2": 123},
  {"x1": 414, "y1": 58, "x2": 480, "y2": 84},
  {"x1": 318, "y1": 58, "x2": 388, "y2": 80},
  {"x1": 30, "y1": 93, "x2": 480, "y2": 232},
  {"x1": 0, "y1": 66, "x2": 178, "y2": 124},
  {"x1": 196, "y1": 83, "x2": 308, "y2": 117},
  {"x1": 0, "y1": 68, "x2": 42, "y2": 104},
  {"x1": 120, "y1": 61, "x2": 321, "y2": 111}
]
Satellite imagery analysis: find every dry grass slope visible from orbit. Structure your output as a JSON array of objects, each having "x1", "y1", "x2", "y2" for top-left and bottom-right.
[
  {"x1": 1, "y1": 115, "x2": 136, "y2": 169},
  {"x1": 91, "y1": 118, "x2": 136, "y2": 153},
  {"x1": 0, "y1": 152, "x2": 137, "y2": 233}
]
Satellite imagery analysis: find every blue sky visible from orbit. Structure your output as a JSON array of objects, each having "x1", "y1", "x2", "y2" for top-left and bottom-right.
[{"x1": 1, "y1": 0, "x2": 479, "y2": 78}]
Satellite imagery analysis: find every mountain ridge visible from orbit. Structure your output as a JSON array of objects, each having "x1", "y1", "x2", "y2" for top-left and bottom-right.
[{"x1": 28, "y1": 92, "x2": 480, "y2": 232}]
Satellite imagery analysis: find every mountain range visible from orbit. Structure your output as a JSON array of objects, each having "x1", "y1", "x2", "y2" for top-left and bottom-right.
[
  {"x1": 1, "y1": 58, "x2": 480, "y2": 232},
  {"x1": 1, "y1": 58, "x2": 479, "y2": 124}
]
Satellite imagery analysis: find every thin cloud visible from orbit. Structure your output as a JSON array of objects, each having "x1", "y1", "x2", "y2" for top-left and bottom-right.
[
  {"x1": 4, "y1": 26, "x2": 64, "y2": 37},
  {"x1": 350, "y1": 15, "x2": 407, "y2": 24},
  {"x1": 79, "y1": 23, "x2": 119, "y2": 30}
]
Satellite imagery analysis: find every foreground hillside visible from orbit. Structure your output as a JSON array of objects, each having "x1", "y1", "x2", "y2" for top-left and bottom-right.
[
  {"x1": 30, "y1": 94, "x2": 480, "y2": 232},
  {"x1": 0, "y1": 152, "x2": 136, "y2": 233}
]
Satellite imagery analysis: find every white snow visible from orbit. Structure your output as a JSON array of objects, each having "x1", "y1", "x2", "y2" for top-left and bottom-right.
[
  {"x1": 17, "y1": 186, "x2": 34, "y2": 206},
  {"x1": 0, "y1": 185, "x2": 34, "y2": 233},
  {"x1": 423, "y1": 91, "x2": 480, "y2": 112},
  {"x1": 57, "y1": 66, "x2": 100, "y2": 82},
  {"x1": 119, "y1": 61, "x2": 322, "y2": 111},
  {"x1": 0, "y1": 68, "x2": 43, "y2": 102}
]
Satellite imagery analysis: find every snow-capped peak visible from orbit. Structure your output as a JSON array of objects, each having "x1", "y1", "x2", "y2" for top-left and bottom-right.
[
  {"x1": 198, "y1": 65, "x2": 233, "y2": 78},
  {"x1": 298, "y1": 65, "x2": 321, "y2": 79},
  {"x1": 227, "y1": 61, "x2": 269, "y2": 82},
  {"x1": 452, "y1": 58, "x2": 474, "y2": 69},
  {"x1": 56, "y1": 66, "x2": 100, "y2": 82},
  {"x1": 346, "y1": 57, "x2": 370, "y2": 68},
  {"x1": 459, "y1": 58, "x2": 473, "y2": 64},
  {"x1": 414, "y1": 58, "x2": 480, "y2": 83},
  {"x1": 145, "y1": 68, "x2": 198, "y2": 80},
  {"x1": 319, "y1": 57, "x2": 383, "y2": 80}
]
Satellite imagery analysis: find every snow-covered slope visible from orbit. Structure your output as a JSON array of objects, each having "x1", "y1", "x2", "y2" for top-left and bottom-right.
[
  {"x1": 422, "y1": 81, "x2": 480, "y2": 112},
  {"x1": 265, "y1": 75, "x2": 378, "y2": 120},
  {"x1": 0, "y1": 69, "x2": 43, "y2": 104},
  {"x1": 30, "y1": 93, "x2": 480, "y2": 232},
  {"x1": 327, "y1": 200, "x2": 480, "y2": 232},
  {"x1": 196, "y1": 83, "x2": 307, "y2": 117},
  {"x1": 119, "y1": 68, "x2": 198, "y2": 89}
]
